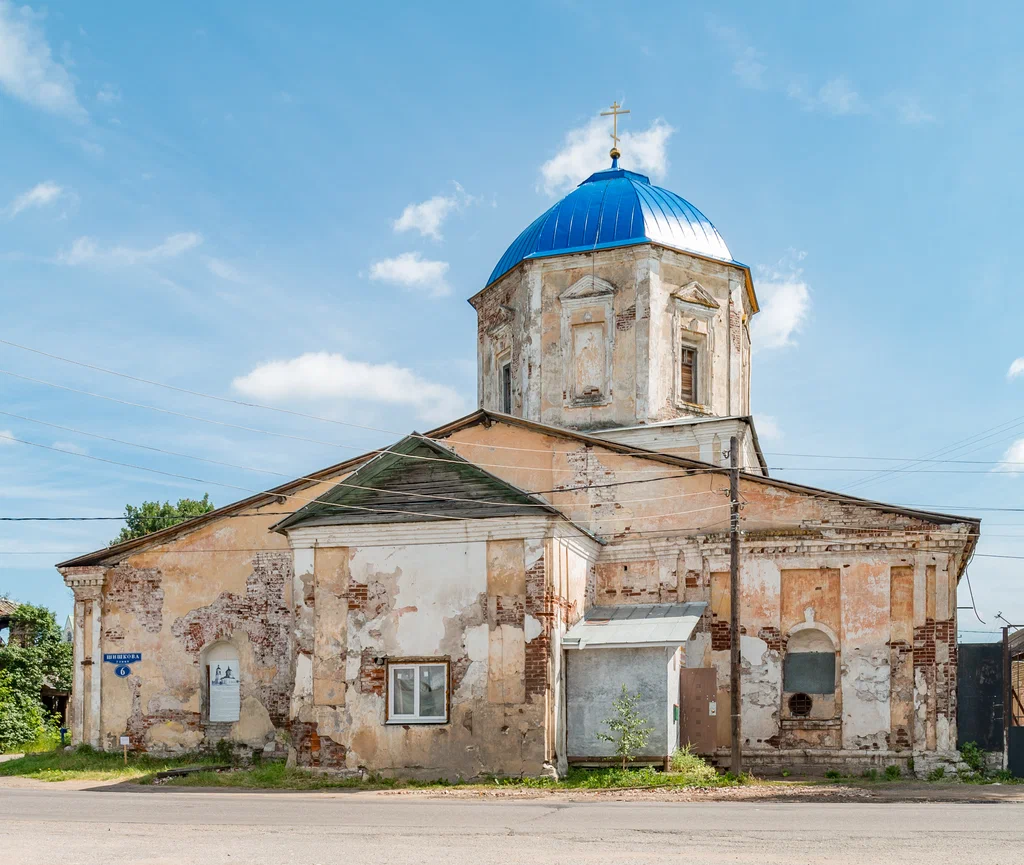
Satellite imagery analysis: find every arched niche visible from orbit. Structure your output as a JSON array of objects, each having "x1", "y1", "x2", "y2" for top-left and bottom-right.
[{"x1": 200, "y1": 640, "x2": 241, "y2": 724}]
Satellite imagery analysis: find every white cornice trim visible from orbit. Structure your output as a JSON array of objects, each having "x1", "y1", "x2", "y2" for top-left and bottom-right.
[{"x1": 287, "y1": 516, "x2": 603, "y2": 556}]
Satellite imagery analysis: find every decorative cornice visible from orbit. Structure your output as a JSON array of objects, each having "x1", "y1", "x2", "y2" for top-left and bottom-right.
[
  {"x1": 287, "y1": 516, "x2": 603, "y2": 557},
  {"x1": 595, "y1": 532, "x2": 970, "y2": 564},
  {"x1": 58, "y1": 566, "x2": 106, "y2": 588}
]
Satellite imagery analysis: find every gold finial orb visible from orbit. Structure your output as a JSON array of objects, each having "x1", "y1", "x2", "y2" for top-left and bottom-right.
[{"x1": 609, "y1": 146, "x2": 621, "y2": 160}]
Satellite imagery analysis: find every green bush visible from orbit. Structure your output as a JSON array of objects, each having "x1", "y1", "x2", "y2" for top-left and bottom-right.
[
  {"x1": 927, "y1": 766, "x2": 946, "y2": 782},
  {"x1": 668, "y1": 746, "x2": 720, "y2": 785},
  {"x1": 0, "y1": 604, "x2": 73, "y2": 753},
  {"x1": 884, "y1": 764, "x2": 901, "y2": 781},
  {"x1": 960, "y1": 741, "x2": 985, "y2": 774},
  {"x1": 862, "y1": 768, "x2": 878, "y2": 781},
  {"x1": 824, "y1": 769, "x2": 842, "y2": 780}
]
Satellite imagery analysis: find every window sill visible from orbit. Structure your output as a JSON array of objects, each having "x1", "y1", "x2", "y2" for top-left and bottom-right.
[
  {"x1": 673, "y1": 400, "x2": 712, "y2": 415},
  {"x1": 386, "y1": 718, "x2": 449, "y2": 726}
]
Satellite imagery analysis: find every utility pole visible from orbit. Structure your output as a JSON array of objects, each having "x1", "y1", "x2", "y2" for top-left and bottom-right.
[{"x1": 729, "y1": 435, "x2": 742, "y2": 776}]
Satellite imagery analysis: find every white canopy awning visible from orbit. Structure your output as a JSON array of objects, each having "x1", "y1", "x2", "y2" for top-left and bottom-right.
[{"x1": 562, "y1": 602, "x2": 707, "y2": 650}]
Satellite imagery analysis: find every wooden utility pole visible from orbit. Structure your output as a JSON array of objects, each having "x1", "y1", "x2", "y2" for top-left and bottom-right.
[{"x1": 729, "y1": 435, "x2": 742, "y2": 776}]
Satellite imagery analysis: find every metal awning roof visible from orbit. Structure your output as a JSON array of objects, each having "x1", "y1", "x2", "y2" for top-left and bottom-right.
[{"x1": 562, "y1": 602, "x2": 707, "y2": 650}]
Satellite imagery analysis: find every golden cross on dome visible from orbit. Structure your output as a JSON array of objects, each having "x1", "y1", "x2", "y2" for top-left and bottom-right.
[{"x1": 600, "y1": 101, "x2": 630, "y2": 160}]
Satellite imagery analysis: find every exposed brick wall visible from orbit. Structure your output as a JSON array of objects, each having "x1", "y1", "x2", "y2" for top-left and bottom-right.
[
  {"x1": 358, "y1": 649, "x2": 385, "y2": 696},
  {"x1": 757, "y1": 626, "x2": 782, "y2": 653},
  {"x1": 170, "y1": 552, "x2": 293, "y2": 725},
  {"x1": 348, "y1": 582, "x2": 367, "y2": 612},
  {"x1": 494, "y1": 595, "x2": 525, "y2": 627},
  {"x1": 524, "y1": 557, "x2": 550, "y2": 698},
  {"x1": 106, "y1": 563, "x2": 164, "y2": 634},
  {"x1": 711, "y1": 617, "x2": 730, "y2": 651},
  {"x1": 615, "y1": 304, "x2": 636, "y2": 331}
]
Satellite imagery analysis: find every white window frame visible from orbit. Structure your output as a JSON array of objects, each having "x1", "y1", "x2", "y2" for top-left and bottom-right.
[{"x1": 386, "y1": 660, "x2": 450, "y2": 725}]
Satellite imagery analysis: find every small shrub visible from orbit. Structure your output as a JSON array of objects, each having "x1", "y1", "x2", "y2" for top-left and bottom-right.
[
  {"x1": 927, "y1": 766, "x2": 946, "y2": 782},
  {"x1": 597, "y1": 685, "x2": 653, "y2": 770},
  {"x1": 781, "y1": 769, "x2": 791, "y2": 778},
  {"x1": 214, "y1": 739, "x2": 233, "y2": 762},
  {"x1": 249, "y1": 748, "x2": 262, "y2": 766},
  {"x1": 960, "y1": 741, "x2": 985, "y2": 774},
  {"x1": 862, "y1": 768, "x2": 878, "y2": 781},
  {"x1": 906, "y1": 757, "x2": 915, "y2": 773},
  {"x1": 824, "y1": 769, "x2": 842, "y2": 780},
  {"x1": 668, "y1": 746, "x2": 719, "y2": 785},
  {"x1": 884, "y1": 764, "x2": 901, "y2": 781},
  {"x1": 992, "y1": 769, "x2": 1015, "y2": 783}
]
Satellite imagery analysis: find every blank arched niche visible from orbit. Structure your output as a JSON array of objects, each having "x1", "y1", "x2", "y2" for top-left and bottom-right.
[
  {"x1": 200, "y1": 640, "x2": 241, "y2": 723},
  {"x1": 783, "y1": 626, "x2": 837, "y2": 696}
]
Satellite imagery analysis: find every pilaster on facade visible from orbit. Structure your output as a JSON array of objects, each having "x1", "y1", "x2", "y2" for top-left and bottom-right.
[{"x1": 59, "y1": 566, "x2": 106, "y2": 748}]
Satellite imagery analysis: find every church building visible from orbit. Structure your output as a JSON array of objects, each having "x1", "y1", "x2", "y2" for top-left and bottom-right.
[{"x1": 57, "y1": 130, "x2": 978, "y2": 777}]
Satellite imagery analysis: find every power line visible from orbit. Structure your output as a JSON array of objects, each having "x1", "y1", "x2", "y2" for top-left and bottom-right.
[{"x1": 0, "y1": 368, "x2": 737, "y2": 476}]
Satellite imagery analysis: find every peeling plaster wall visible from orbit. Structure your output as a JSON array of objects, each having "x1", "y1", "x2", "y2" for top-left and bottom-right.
[
  {"x1": 77, "y1": 416, "x2": 971, "y2": 776},
  {"x1": 303, "y1": 537, "x2": 549, "y2": 779},
  {"x1": 471, "y1": 244, "x2": 754, "y2": 431},
  {"x1": 433, "y1": 421, "x2": 971, "y2": 768},
  {"x1": 81, "y1": 486, "x2": 344, "y2": 755}
]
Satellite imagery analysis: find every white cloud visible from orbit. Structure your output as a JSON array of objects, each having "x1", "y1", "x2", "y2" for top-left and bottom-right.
[
  {"x1": 393, "y1": 182, "x2": 472, "y2": 240},
  {"x1": 206, "y1": 257, "x2": 244, "y2": 282},
  {"x1": 751, "y1": 251, "x2": 811, "y2": 351},
  {"x1": 995, "y1": 439, "x2": 1024, "y2": 477},
  {"x1": 0, "y1": 0, "x2": 84, "y2": 118},
  {"x1": 59, "y1": 232, "x2": 203, "y2": 266},
  {"x1": 96, "y1": 83, "x2": 120, "y2": 104},
  {"x1": 232, "y1": 352, "x2": 467, "y2": 423},
  {"x1": 755, "y1": 415, "x2": 782, "y2": 441},
  {"x1": 788, "y1": 77, "x2": 867, "y2": 116},
  {"x1": 1008, "y1": 358, "x2": 1024, "y2": 380},
  {"x1": 0, "y1": 429, "x2": 16, "y2": 445},
  {"x1": 369, "y1": 252, "x2": 450, "y2": 298},
  {"x1": 888, "y1": 92, "x2": 935, "y2": 125},
  {"x1": 52, "y1": 440, "x2": 87, "y2": 455},
  {"x1": 709, "y1": 24, "x2": 767, "y2": 89},
  {"x1": 4, "y1": 180, "x2": 63, "y2": 217},
  {"x1": 539, "y1": 115, "x2": 675, "y2": 195}
]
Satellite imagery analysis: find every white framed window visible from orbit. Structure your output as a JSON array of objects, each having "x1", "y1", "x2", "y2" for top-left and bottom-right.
[{"x1": 386, "y1": 660, "x2": 449, "y2": 724}]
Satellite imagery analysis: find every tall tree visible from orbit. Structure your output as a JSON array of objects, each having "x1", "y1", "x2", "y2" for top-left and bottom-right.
[
  {"x1": 110, "y1": 494, "x2": 215, "y2": 546},
  {"x1": 0, "y1": 604, "x2": 72, "y2": 752}
]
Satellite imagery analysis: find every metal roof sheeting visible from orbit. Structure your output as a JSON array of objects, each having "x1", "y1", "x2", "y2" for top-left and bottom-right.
[
  {"x1": 486, "y1": 168, "x2": 735, "y2": 287},
  {"x1": 562, "y1": 602, "x2": 707, "y2": 650}
]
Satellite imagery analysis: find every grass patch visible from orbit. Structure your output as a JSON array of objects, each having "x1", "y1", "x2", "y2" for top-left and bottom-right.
[
  {"x1": 160, "y1": 761, "x2": 397, "y2": 790},
  {"x1": 0, "y1": 745, "x2": 221, "y2": 783},
  {"x1": 3, "y1": 745, "x2": 749, "y2": 792}
]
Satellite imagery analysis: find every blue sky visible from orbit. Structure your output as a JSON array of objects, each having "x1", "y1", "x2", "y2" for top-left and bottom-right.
[{"x1": 2, "y1": 1, "x2": 1023, "y2": 638}]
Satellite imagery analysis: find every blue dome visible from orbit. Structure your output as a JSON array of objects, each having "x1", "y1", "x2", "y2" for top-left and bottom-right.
[{"x1": 487, "y1": 167, "x2": 735, "y2": 287}]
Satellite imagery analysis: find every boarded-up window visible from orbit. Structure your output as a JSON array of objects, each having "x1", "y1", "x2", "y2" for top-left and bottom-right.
[
  {"x1": 500, "y1": 363, "x2": 512, "y2": 413},
  {"x1": 572, "y1": 322, "x2": 606, "y2": 399},
  {"x1": 680, "y1": 346, "x2": 698, "y2": 403},
  {"x1": 784, "y1": 652, "x2": 836, "y2": 695}
]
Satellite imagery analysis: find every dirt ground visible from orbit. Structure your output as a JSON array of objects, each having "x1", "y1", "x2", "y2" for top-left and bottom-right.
[{"x1": 3, "y1": 773, "x2": 1021, "y2": 803}]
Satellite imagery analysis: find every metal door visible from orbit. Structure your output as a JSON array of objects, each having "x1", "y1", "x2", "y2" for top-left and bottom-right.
[{"x1": 680, "y1": 667, "x2": 717, "y2": 755}]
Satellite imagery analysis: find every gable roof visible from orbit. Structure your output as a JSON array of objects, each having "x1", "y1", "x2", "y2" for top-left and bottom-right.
[
  {"x1": 57, "y1": 409, "x2": 980, "y2": 571},
  {"x1": 271, "y1": 434, "x2": 590, "y2": 535}
]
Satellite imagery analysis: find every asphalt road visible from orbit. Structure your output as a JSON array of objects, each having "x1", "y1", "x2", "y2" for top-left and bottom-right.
[{"x1": 1, "y1": 785, "x2": 1021, "y2": 865}]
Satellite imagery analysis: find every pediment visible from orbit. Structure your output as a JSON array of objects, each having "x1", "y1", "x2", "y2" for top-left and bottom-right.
[
  {"x1": 560, "y1": 275, "x2": 616, "y2": 301},
  {"x1": 274, "y1": 435, "x2": 559, "y2": 530},
  {"x1": 671, "y1": 281, "x2": 719, "y2": 310}
]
